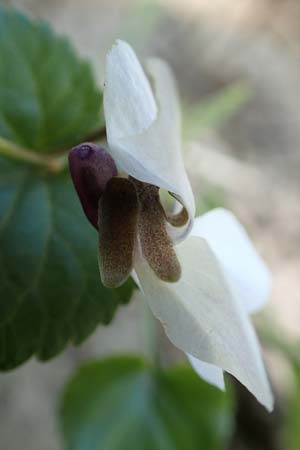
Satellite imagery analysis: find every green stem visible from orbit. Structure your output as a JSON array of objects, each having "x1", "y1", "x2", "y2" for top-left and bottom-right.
[
  {"x1": 0, "y1": 127, "x2": 106, "y2": 173},
  {"x1": 0, "y1": 136, "x2": 68, "y2": 173},
  {"x1": 0, "y1": 126, "x2": 107, "y2": 173}
]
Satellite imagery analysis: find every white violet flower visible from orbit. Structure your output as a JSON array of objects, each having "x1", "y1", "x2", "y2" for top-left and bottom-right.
[{"x1": 69, "y1": 40, "x2": 274, "y2": 411}]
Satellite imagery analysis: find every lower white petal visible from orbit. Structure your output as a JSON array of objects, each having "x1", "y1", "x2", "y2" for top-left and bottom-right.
[
  {"x1": 135, "y1": 236, "x2": 273, "y2": 411},
  {"x1": 192, "y1": 208, "x2": 272, "y2": 314},
  {"x1": 187, "y1": 354, "x2": 225, "y2": 391}
]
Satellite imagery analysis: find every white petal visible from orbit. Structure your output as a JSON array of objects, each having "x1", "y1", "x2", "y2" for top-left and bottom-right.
[
  {"x1": 135, "y1": 236, "x2": 273, "y2": 411},
  {"x1": 131, "y1": 270, "x2": 142, "y2": 291},
  {"x1": 192, "y1": 208, "x2": 272, "y2": 314},
  {"x1": 104, "y1": 40, "x2": 195, "y2": 241},
  {"x1": 187, "y1": 354, "x2": 225, "y2": 390},
  {"x1": 104, "y1": 40, "x2": 157, "y2": 140}
]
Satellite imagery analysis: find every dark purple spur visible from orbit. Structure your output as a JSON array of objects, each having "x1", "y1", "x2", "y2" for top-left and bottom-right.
[{"x1": 68, "y1": 143, "x2": 118, "y2": 229}]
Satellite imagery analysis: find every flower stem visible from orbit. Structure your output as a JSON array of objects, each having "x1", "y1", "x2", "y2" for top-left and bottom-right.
[
  {"x1": 0, "y1": 127, "x2": 107, "y2": 174},
  {"x1": 0, "y1": 136, "x2": 68, "y2": 173}
]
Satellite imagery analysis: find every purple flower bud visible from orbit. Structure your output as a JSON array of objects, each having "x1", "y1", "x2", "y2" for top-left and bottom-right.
[{"x1": 68, "y1": 143, "x2": 118, "y2": 229}]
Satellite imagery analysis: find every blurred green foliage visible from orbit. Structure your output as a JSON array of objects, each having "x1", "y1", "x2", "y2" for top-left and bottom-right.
[
  {"x1": 260, "y1": 326, "x2": 300, "y2": 450},
  {"x1": 183, "y1": 83, "x2": 252, "y2": 140},
  {"x1": 60, "y1": 356, "x2": 234, "y2": 450},
  {"x1": 285, "y1": 366, "x2": 300, "y2": 450},
  {"x1": 195, "y1": 186, "x2": 225, "y2": 217},
  {"x1": 121, "y1": 0, "x2": 161, "y2": 47}
]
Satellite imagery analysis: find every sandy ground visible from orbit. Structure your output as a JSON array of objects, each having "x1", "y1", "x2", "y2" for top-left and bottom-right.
[{"x1": 1, "y1": 0, "x2": 300, "y2": 449}]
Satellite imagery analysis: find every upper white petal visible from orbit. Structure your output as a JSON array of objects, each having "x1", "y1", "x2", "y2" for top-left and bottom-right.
[
  {"x1": 191, "y1": 208, "x2": 272, "y2": 314},
  {"x1": 104, "y1": 40, "x2": 157, "y2": 140},
  {"x1": 104, "y1": 40, "x2": 195, "y2": 241},
  {"x1": 135, "y1": 236, "x2": 273, "y2": 411},
  {"x1": 187, "y1": 354, "x2": 225, "y2": 391}
]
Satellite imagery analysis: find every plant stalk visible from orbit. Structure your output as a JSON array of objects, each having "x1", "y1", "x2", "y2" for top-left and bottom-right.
[
  {"x1": 0, "y1": 126, "x2": 106, "y2": 173},
  {"x1": 0, "y1": 136, "x2": 68, "y2": 173}
]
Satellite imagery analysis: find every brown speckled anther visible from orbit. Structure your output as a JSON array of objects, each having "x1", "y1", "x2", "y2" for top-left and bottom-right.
[
  {"x1": 132, "y1": 178, "x2": 182, "y2": 283},
  {"x1": 98, "y1": 177, "x2": 139, "y2": 288}
]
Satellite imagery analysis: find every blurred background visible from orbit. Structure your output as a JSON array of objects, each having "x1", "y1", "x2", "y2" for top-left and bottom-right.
[{"x1": 0, "y1": 0, "x2": 300, "y2": 449}]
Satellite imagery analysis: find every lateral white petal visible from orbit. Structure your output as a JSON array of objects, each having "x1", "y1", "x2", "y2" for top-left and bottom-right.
[
  {"x1": 192, "y1": 208, "x2": 272, "y2": 314},
  {"x1": 135, "y1": 236, "x2": 273, "y2": 411},
  {"x1": 104, "y1": 40, "x2": 195, "y2": 241},
  {"x1": 187, "y1": 354, "x2": 225, "y2": 390}
]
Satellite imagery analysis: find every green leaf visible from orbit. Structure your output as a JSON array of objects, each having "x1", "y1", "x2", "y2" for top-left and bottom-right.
[
  {"x1": 0, "y1": 7, "x2": 131, "y2": 369},
  {"x1": 60, "y1": 356, "x2": 234, "y2": 450},
  {"x1": 0, "y1": 7, "x2": 102, "y2": 153},
  {"x1": 183, "y1": 82, "x2": 252, "y2": 139},
  {"x1": 0, "y1": 158, "x2": 135, "y2": 369}
]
